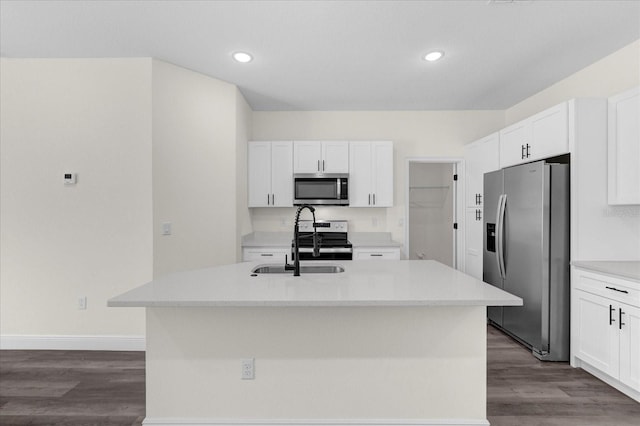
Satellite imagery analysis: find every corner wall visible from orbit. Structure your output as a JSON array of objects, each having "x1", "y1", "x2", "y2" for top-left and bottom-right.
[
  {"x1": 152, "y1": 60, "x2": 240, "y2": 277},
  {"x1": 0, "y1": 58, "x2": 152, "y2": 339}
]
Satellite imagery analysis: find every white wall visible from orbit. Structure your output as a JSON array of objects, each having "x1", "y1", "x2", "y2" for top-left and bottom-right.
[
  {"x1": 236, "y1": 88, "x2": 253, "y2": 260},
  {"x1": 251, "y1": 111, "x2": 505, "y2": 245},
  {"x1": 152, "y1": 60, "x2": 241, "y2": 277},
  {"x1": 0, "y1": 58, "x2": 152, "y2": 338},
  {"x1": 506, "y1": 40, "x2": 640, "y2": 124}
]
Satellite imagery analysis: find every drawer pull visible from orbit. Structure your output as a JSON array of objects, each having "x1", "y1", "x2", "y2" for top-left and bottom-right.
[
  {"x1": 370, "y1": 254, "x2": 383, "y2": 257},
  {"x1": 609, "y1": 304, "x2": 616, "y2": 325},
  {"x1": 605, "y1": 286, "x2": 629, "y2": 294},
  {"x1": 261, "y1": 254, "x2": 273, "y2": 257}
]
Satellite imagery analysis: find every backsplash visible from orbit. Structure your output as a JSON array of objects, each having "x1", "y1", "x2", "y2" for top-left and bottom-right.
[{"x1": 249, "y1": 207, "x2": 390, "y2": 233}]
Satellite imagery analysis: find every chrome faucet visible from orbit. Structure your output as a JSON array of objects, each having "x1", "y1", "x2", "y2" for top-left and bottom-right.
[{"x1": 285, "y1": 204, "x2": 320, "y2": 276}]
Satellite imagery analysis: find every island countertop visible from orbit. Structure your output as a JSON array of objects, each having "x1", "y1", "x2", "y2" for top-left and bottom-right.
[{"x1": 108, "y1": 260, "x2": 522, "y2": 308}]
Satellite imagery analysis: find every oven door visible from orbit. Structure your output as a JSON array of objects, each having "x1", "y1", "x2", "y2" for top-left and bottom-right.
[{"x1": 293, "y1": 174, "x2": 348, "y2": 205}]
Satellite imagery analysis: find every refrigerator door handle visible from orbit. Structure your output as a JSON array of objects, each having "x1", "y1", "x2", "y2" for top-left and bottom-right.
[{"x1": 495, "y1": 194, "x2": 507, "y2": 279}]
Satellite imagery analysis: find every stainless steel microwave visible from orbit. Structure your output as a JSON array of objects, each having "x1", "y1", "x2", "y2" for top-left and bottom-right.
[{"x1": 293, "y1": 173, "x2": 349, "y2": 206}]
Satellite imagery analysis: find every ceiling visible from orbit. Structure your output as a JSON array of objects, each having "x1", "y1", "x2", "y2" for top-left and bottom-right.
[{"x1": 1, "y1": 0, "x2": 639, "y2": 111}]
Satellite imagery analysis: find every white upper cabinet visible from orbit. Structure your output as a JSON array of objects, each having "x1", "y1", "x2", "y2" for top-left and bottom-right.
[
  {"x1": 464, "y1": 132, "x2": 500, "y2": 208},
  {"x1": 500, "y1": 102, "x2": 568, "y2": 168},
  {"x1": 293, "y1": 141, "x2": 349, "y2": 173},
  {"x1": 349, "y1": 141, "x2": 393, "y2": 207},
  {"x1": 608, "y1": 86, "x2": 640, "y2": 205},
  {"x1": 248, "y1": 141, "x2": 293, "y2": 207}
]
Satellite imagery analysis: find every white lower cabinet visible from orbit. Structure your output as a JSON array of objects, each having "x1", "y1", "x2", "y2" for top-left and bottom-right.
[
  {"x1": 242, "y1": 248, "x2": 290, "y2": 263},
  {"x1": 353, "y1": 247, "x2": 400, "y2": 260},
  {"x1": 573, "y1": 268, "x2": 640, "y2": 401}
]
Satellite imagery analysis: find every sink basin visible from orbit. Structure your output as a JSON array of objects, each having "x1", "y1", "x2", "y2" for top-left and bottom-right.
[{"x1": 252, "y1": 264, "x2": 345, "y2": 274}]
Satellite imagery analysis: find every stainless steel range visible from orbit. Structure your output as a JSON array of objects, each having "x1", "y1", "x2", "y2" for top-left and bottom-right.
[{"x1": 293, "y1": 220, "x2": 353, "y2": 261}]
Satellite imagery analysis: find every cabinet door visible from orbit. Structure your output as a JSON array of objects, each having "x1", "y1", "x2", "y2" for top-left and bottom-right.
[
  {"x1": 293, "y1": 141, "x2": 322, "y2": 173},
  {"x1": 608, "y1": 87, "x2": 640, "y2": 205},
  {"x1": 465, "y1": 133, "x2": 499, "y2": 208},
  {"x1": 248, "y1": 142, "x2": 272, "y2": 207},
  {"x1": 619, "y1": 303, "x2": 640, "y2": 392},
  {"x1": 322, "y1": 141, "x2": 349, "y2": 173},
  {"x1": 270, "y1": 141, "x2": 293, "y2": 207},
  {"x1": 464, "y1": 207, "x2": 483, "y2": 280},
  {"x1": 529, "y1": 102, "x2": 568, "y2": 161},
  {"x1": 349, "y1": 142, "x2": 373, "y2": 207},
  {"x1": 574, "y1": 290, "x2": 620, "y2": 378},
  {"x1": 371, "y1": 141, "x2": 393, "y2": 207},
  {"x1": 499, "y1": 121, "x2": 530, "y2": 168}
]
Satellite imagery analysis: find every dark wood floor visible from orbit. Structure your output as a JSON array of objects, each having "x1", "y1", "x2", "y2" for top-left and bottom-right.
[{"x1": 1, "y1": 326, "x2": 639, "y2": 425}]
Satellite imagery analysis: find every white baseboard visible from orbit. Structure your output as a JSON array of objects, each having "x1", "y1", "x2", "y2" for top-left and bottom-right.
[
  {"x1": 578, "y1": 360, "x2": 640, "y2": 403},
  {"x1": 0, "y1": 334, "x2": 145, "y2": 351},
  {"x1": 142, "y1": 420, "x2": 490, "y2": 426}
]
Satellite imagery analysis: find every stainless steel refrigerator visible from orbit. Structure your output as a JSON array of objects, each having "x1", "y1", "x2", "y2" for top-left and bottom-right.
[{"x1": 483, "y1": 160, "x2": 570, "y2": 361}]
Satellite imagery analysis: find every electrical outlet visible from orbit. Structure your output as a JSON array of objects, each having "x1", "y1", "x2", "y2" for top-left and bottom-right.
[
  {"x1": 78, "y1": 296, "x2": 87, "y2": 310},
  {"x1": 162, "y1": 222, "x2": 172, "y2": 235},
  {"x1": 241, "y1": 358, "x2": 254, "y2": 380}
]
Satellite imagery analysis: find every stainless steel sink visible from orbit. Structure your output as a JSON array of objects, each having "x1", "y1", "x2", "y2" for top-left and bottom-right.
[{"x1": 251, "y1": 264, "x2": 345, "y2": 274}]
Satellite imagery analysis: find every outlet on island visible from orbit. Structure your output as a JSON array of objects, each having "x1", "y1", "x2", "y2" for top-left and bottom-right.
[{"x1": 241, "y1": 358, "x2": 254, "y2": 380}]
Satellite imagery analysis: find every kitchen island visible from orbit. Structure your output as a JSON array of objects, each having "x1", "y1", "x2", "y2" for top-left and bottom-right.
[{"x1": 109, "y1": 260, "x2": 521, "y2": 426}]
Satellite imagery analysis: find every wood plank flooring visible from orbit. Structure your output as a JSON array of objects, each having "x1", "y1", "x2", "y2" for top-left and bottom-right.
[
  {"x1": 487, "y1": 325, "x2": 640, "y2": 425},
  {"x1": 0, "y1": 326, "x2": 638, "y2": 425}
]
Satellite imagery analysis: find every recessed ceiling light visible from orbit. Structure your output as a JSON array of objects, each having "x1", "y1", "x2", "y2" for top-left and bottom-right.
[
  {"x1": 424, "y1": 51, "x2": 444, "y2": 62},
  {"x1": 233, "y1": 52, "x2": 253, "y2": 63}
]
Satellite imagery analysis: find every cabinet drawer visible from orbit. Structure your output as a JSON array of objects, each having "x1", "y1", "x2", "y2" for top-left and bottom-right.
[
  {"x1": 575, "y1": 270, "x2": 640, "y2": 307},
  {"x1": 243, "y1": 248, "x2": 290, "y2": 262},
  {"x1": 353, "y1": 248, "x2": 401, "y2": 260}
]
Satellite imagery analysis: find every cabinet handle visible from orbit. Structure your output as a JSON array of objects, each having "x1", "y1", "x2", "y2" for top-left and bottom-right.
[
  {"x1": 368, "y1": 194, "x2": 371, "y2": 205},
  {"x1": 370, "y1": 254, "x2": 383, "y2": 257},
  {"x1": 322, "y1": 160, "x2": 325, "y2": 171},
  {"x1": 619, "y1": 308, "x2": 625, "y2": 330},
  {"x1": 609, "y1": 304, "x2": 615, "y2": 325},
  {"x1": 478, "y1": 194, "x2": 482, "y2": 204},
  {"x1": 606, "y1": 286, "x2": 629, "y2": 294},
  {"x1": 476, "y1": 209, "x2": 482, "y2": 221},
  {"x1": 317, "y1": 160, "x2": 320, "y2": 172},
  {"x1": 261, "y1": 253, "x2": 273, "y2": 257},
  {"x1": 526, "y1": 143, "x2": 531, "y2": 158},
  {"x1": 521, "y1": 144, "x2": 526, "y2": 159},
  {"x1": 272, "y1": 194, "x2": 275, "y2": 205},
  {"x1": 267, "y1": 194, "x2": 270, "y2": 205},
  {"x1": 373, "y1": 193, "x2": 376, "y2": 205}
]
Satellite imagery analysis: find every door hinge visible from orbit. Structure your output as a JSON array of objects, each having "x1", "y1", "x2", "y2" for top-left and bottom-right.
[
  {"x1": 453, "y1": 223, "x2": 458, "y2": 230},
  {"x1": 453, "y1": 174, "x2": 458, "y2": 181}
]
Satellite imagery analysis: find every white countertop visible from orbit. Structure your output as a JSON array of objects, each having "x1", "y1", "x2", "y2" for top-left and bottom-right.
[
  {"x1": 108, "y1": 260, "x2": 522, "y2": 308},
  {"x1": 572, "y1": 260, "x2": 640, "y2": 281}
]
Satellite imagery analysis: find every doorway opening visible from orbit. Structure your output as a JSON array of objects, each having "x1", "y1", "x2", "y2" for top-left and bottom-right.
[{"x1": 405, "y1": 158, "x2": 463, "y2": 269}]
